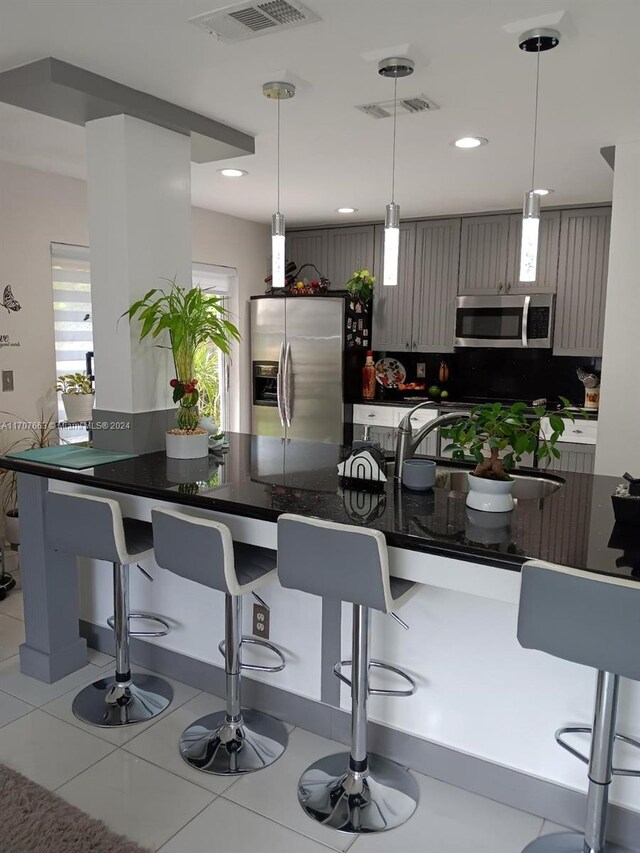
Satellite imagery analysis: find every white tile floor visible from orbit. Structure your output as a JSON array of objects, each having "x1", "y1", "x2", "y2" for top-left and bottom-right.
[{"x1": 0, "y1": 586, "x2": 566, "y2": 852}]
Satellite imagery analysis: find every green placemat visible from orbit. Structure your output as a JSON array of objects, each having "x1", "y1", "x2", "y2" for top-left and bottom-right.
[{"x1": 7, "y1": 446, "x2": 138, "y2": 469}]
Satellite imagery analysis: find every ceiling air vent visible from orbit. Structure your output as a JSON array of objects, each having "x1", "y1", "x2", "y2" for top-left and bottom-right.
[
  {"x1": 356, "y1": 95, "x2": 439, "y2": 119},
  {"x1": 188, "y1": 1, "x2": 320, "y2": 43}
]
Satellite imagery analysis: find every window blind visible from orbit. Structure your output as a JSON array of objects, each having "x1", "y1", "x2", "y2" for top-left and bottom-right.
[{"x1": 51, "y1": 243, "x2": 92, "y2": 376}]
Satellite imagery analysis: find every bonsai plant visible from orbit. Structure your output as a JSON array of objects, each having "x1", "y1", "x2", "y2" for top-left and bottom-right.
[
  {"x1": 55, "y1": 372, "x2": 94, "y2": 423},
  {"x1": 440, "y1": 400, "x2": 574, "y2": 512},
  {"x1": 122, "y1": 281, "x2": 240, "y2": 459},
  {"x1": 345, "y1": 268, "x2": 375, "y2": 303}
]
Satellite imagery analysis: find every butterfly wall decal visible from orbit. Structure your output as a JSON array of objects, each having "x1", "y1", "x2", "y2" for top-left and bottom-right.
[{"x1": 2, "y1": 285, "x2": 21, "y2": 314}]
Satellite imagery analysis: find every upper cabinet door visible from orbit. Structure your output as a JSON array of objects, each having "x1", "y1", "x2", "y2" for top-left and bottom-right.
[
  {"x1": 505, "y1": 210, "x2": 561, "y2": 293},
  {"x1": 286, "y1": 229, "x2": 328, "y2": 278},
  {"x1": 371, "y1": 222, "x2": 417, "y2": 352},
  {"x1": 325, "y1": 226, "x2": 375, "y2": 290},
  {"x1": 458, "y1": 215, "x2": 511, "y2": 294},
  {"x1": 412, "y1": 218, "x2": 461, "y2": 352},
  {"x1": 553, "y1": 207, "x2": 611, "y2": 357}
]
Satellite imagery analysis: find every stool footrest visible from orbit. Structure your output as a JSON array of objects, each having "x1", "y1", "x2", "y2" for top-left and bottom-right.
[
  {"x1": 107, "y1": 613, "x2": 170, "y2": 638},
  {"x1": 334, "y1": 659, "x2": 416, "y2": 697},
  {"x1": 218, "y1": 636, "x2": 285, "y2": 673},
  {"x1": 555, "y1": 725, "x2": 640, "y2": 776}
]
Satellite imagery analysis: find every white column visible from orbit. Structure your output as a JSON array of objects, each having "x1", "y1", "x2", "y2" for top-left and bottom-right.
[
  {"x1": 86, "y1": 115, "x2": 192, "y2": 450},
  {"x1": 595, "y1": 139, "x2": 640, "y2": 476}
]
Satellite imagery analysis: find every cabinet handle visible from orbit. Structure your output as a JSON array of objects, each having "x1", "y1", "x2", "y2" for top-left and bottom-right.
[
  {"x1": 573, "y1": 428, "x2": 582, "y2": 434},
  {"x1": 368, "y1": 413, "x2": 376, "y2": 418},
  {"x1": 498, "y1": 283, "x2": 504, "y2": 293},
  {"x1": 412, "y1": 341, "x2": 416, "y2": 350},
  {"x1": 506, "y1": 282, "x2": 512, "y2": 293},
  {"x1": 405, "y1": 341, "x2": 411, "y2": 350}
]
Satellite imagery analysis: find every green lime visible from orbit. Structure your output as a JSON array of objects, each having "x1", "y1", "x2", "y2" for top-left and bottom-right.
[
  {"x1": 440, "y1": 390, "x2": 449, "y2": 399},
  {"x1": 428, "y1": 385, "x2": 441, "y2": 398}
]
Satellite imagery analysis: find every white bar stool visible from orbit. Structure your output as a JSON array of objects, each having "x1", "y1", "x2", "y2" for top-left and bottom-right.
[
  {"x1": 45, "y1": 490, "x2": 173, "y2": 727},
  {"x1": 152, "y1": 506, "x2": 288, "y2": 775},
  {"x1": 277, "y1": 513, "x2": 419, "y2": 835},
  {"x1": 518, "y1": 560, "x2": 640, "y2": 853}
]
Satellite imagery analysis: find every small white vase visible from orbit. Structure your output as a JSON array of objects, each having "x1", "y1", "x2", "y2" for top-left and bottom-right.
[
  {"x1": 62, "y1": 393, "x2": 94, "y2": 423},
  {"x1": 165, "y1": 431, "x2": 209, "y2": 460},
  {"x1": 466, "y1": 472, "x2": 515, "y2": 513},
  {"x1": 4, "y1": 511, "x2": 19, "y2": 546}
]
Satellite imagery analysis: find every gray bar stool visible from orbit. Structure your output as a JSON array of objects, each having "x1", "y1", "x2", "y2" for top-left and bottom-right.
[
  {"x1": 277, "y1": 513, "x2": 419, "y2": 834},
  {"x1": 518, "y1": 560, "x2": 640, "y2": 853},
  {"x1": 45, "y1": 490, "x2": 173, "y2": 726},
  {"x1": 152, "y1": 506, "x2": 288, "y2": 775}
]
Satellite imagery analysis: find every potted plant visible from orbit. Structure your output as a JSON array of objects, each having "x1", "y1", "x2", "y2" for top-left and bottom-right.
[
  {"x1": 440, "y1": 401, "x2": 573, "y2": 512},
  {"x1": 0, "y1": 410, "x2": 60, "y2": 546},
  {"x1": 345, "y1": 268, "x2": 375, "y2": 303},
  {"x1": 123, "y1": 281, "x2": 240, "y2": 459},
  {"x1": 55, "y1": 372, "x2": 94, "y2": 423}
]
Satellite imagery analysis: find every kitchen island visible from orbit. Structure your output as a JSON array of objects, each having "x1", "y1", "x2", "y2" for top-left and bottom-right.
[{"x1": 3, "y1": 432, "x2": 640, "y2": 842}]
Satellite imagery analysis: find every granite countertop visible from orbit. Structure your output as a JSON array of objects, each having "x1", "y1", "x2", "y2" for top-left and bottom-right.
[{"x1": 1, "y1": 432, "x2": 631, "y2": 579}]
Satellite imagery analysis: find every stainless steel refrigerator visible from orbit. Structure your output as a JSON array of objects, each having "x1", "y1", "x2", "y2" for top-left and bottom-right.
[{"x1": 251, "y1": 296, "x2": 345, "y2": 443}]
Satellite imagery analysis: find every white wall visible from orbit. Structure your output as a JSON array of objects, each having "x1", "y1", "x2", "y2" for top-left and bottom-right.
[
  {"x1": 0, "y1": 160, "x2": 269, "y2": 444},
  {"x1": 595, "y1": 140, "x2": 640, "y2": 476}
]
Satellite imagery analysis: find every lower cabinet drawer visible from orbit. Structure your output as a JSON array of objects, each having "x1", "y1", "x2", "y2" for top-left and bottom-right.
[{"x1": 353, "y1": 404, "x2": 396, "y2": 428}]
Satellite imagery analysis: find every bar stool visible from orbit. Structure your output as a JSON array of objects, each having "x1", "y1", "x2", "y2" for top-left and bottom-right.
[
  {"x1": 518, "y1": 560, "x2": 640, "y2": 853},
  {"x1": 152, "y1": 506, "x2": 288, "y2": 775},
  {"x1": 277, "y1": 513, "x2": 420, "y2": 834},
  {"x1": 45, "y1": 490, "x2": 173, "y2": 726}
]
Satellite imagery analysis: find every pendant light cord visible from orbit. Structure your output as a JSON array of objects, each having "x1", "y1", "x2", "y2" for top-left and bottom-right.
[
  {"x1": 391, "y1": 75, "x2": 398, "y2": 203},
  {"x1": 277, "y1": 97, "x2": 281, "y2": 214},
  {"x1": 530, "y1": 38, "x2": 542, "y2": 190}
]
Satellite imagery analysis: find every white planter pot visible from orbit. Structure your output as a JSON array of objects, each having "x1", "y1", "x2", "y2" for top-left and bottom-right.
[
  {"x1": 466, "y1": 472, "x2": 515, "y2": 513},
  {"x1": 4, "y1": 511, "x2": 19, "y2": 546},
  {"x1": 62, "y1": 393, "x2": 94, "y2": 423},
  {"x1": 165, "y1": 431, "x2": 209, "y2": 460},
  {"x1": 165, "y1": 456, "x2": 210, "y2": 483}
]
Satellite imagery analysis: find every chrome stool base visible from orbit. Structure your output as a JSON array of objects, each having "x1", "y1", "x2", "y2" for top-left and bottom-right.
[
  {"x1": 522, "y1": 832, "x2": 627, "y2": 852},
  {"x1": 179, "y1": 708, "x2": 287, "y2": 775},
  {"x1": 297, "y1": 751, "x2": 419, "y2": 834},
  {"x1": 72, "y1": 674, "x2": 173, "y2": 727}
]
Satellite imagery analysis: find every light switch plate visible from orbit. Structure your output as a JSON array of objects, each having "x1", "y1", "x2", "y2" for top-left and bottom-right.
[
  {"x1": 2, "y1": 370, "x2": 14, "y2": 392},
  {"x1": 416, "y1": 363, "x2": 426, "y2": 378}
]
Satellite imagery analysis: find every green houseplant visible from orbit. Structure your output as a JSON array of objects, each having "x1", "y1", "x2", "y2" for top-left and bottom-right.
[
  {"x1": 55, "y1": 372, "x2": 94, "y2": 423},
  {"x1": 122, "y1": 281, "x2": 240, "y2": 459},
  {"x1": 440, "y1": 400, "x2": 574, "y2": 512},
  {"x1": 345, "y1": 268, "x2": 375, "y2": 303}
]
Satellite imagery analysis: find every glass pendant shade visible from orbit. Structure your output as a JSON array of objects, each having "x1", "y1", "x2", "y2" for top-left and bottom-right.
[
  {"x1": 271, "y1": 212, "x2": 286, "y2": 289},
  {"x1": 519, "y1": 190, "x2": 540, "y2": 282},
  {"x1": 383, "y1": 203, "x2": 400, "y2": 287}
]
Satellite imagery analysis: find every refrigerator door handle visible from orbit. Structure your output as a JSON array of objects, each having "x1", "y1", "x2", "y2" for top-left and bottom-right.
[
  {"x1": 276, "y1": 342, "x2": 285, "y2": 427},
  {"x1": 284, "y1": 341, "x2": 292, "y2": 427}
]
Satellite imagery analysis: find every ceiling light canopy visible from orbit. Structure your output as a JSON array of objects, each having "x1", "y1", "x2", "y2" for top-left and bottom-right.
[
  {"x1": 518, "y1": 28, "x2": 560, "y2": 284},
  {"x1": 218, "y1": 168, "x2": 247, "y2": 177},
  {"x1": 453, "y1": 137, "x2": 488, "y2": 149},
  {"x1": 263, "y1": 81, "x2": 296, "y2": 290},
  {"x1": 378, "y1": 57, "x2": 414, "y2": 287}
]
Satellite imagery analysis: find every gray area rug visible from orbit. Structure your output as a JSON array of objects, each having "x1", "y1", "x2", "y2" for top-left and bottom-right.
[{"x1": 0, "y1": 764, "x2": 150, "y2": 853}]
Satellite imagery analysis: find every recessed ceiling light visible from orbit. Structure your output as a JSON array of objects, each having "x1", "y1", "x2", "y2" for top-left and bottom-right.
[
  {"x1": 533, "y1": 188, "x2": 554, "y2": 196},
  {"x1": 218, "y1": 168, "x2": 248, "y2": 177},
  {"x1": 453, "y1": 137, "x2": 488, "y2": 149},
  {"x1": 336, "y1": 207, "x2": 358, "y2": 214}
]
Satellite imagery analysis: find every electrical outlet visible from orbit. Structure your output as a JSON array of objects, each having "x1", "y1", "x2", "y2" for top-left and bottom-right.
[
  {"x1": 253, "y1": 602, "x2": 270, "y2": 640},
  {"x1": 416, "y1": 362, "x2": 426, "y2": 379},
  {"x1": 2, "y1": 370, "x2": 14, "y2": 392}
]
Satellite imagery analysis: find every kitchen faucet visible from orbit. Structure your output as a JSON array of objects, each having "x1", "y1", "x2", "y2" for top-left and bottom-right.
[{"x1": 394, "y1": 402, "x2": 471, "y2": 481}]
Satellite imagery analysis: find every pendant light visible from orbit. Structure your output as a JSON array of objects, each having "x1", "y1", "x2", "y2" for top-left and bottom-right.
[
  {"x1": 263, "y1": 81, "x2": 296, "y2": 288},
  {"x1": 518, "y1": 28, "x2": 560, "y2": 283},
  {"x1": 378, "y1": 57, "x2": 414, "y2": 286}
]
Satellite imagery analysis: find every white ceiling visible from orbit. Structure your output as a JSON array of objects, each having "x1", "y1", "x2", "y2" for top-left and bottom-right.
[{"x1": 0, "y1": 0, "x2": 638, "y2": 226}]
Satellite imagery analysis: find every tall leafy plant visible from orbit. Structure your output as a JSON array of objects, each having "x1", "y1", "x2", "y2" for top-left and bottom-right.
[{"x1": 122, "y1": 281, "x2": 240, "y2": 432}]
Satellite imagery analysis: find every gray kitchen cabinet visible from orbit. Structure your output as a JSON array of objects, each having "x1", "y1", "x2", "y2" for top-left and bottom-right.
[
  {"x1": 286, "y1": 229, "x2": 328, "y2": 276},
  {"x1": 553, "y1": 207, "x2": 611, "y2": 356},
  {"x1": 458, "y1": 214, "x2": 511, "y2": 294},
  {"x1": 505, "y1": 210, "x2": 561, "y2": 294},
  {"x1": 412, "y1": 218, "x2": 461, "y2": 352},
  {"x1": 544, "y1": 442, "x2": 596, "y2": 474},
  {"x1": 371, "y1": 222, "x2": 417, "y2": 352},
  {"x1": 414, "y1": 431, "x2": 438, "y2": 457},
  {"x1": 353, "y1": 424, "x2": 396, "y2": 452},
  {"x1": 326, "y1": 226, "x2": 375, "y2": 290}
]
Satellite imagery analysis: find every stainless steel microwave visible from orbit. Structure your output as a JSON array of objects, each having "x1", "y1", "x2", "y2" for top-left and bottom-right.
[{"x1": 454, "y1": 294, "x2": 554, "y2": 349}]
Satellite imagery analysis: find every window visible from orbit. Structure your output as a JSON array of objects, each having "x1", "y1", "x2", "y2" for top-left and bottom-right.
[{"x1": 51, "y1": 243, "x2": 92, "y2": 442}]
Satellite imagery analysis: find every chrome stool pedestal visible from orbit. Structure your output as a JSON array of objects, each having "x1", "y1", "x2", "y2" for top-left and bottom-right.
[
  {"x1": 73, "y1": 561, "x2": 173, "y2": 727},
  {"x1": 179, "y1": 592, "x2": 287, "y2": 775},
  {"x1": 297, "y1": 603, "x2": 418, "y2": 833}
]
